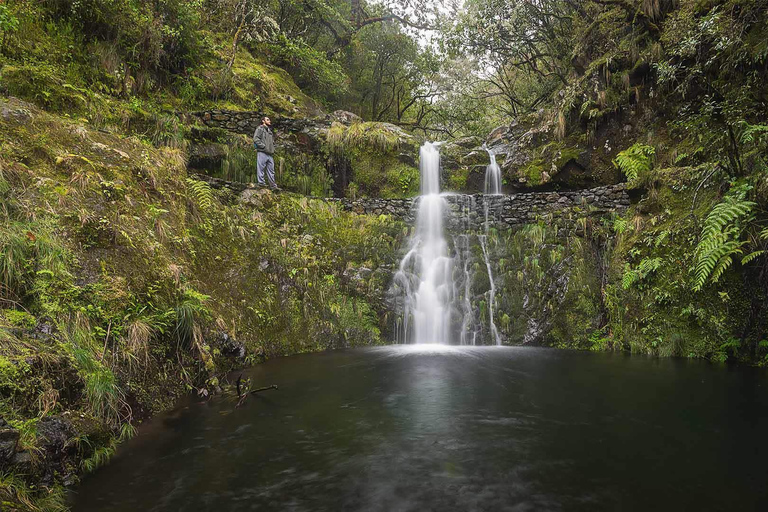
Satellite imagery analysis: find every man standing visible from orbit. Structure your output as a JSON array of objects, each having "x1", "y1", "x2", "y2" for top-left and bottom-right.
[{"x1": 253, "y1": 116, "x2": 280, "y2": 190}]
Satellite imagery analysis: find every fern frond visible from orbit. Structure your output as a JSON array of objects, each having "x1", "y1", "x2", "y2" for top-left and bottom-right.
[
  {"x1": 699, "y1": 197, "x2": 755, "y2": 241},
  {"x1": 622, "y1": 265, "x2": 637, "y2": 290},
  {"x1": 710, "y1": 251, "x2": 739, "y2": 284},
  {"x1": 692, "y1": 190, "x2": 758, "y2": 291},
  {"x1": 186, "y1": 178, "x2": 214, "y2": 211},
  {"x1": 693, "y1": 238, "x2": 746, "y2": 290},
  {"x1": 613, "y1": 143, "x2": 655, "y2": 182},
  {"x1": 742, "y1": 250, "x2": 766, "y2": 265}
]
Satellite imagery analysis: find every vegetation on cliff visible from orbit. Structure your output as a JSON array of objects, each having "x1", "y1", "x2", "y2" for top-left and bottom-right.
[
  {"x1": 447, "y1": 0, "x2": 768, "y2": 362},
  {"x1": 2, "y1": 0, "x2": 768, "y2": 508}
]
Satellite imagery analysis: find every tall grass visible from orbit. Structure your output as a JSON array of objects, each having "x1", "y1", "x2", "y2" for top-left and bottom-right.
[
  {"x1": 326, "y1": 121, "x2": 401, "y2": 153},
  {"x1": 0, "y1": 472, "x2": 68, "y2": 512},
  {"x1": 221, "y1": 145, "x2": 257, "y2": 183},
  {"x1": 60, "y1": 317, "x2": 126, "y2": 426},
  {"x1": 174, "y1": 287, "x2": 210, "y2": 350}
]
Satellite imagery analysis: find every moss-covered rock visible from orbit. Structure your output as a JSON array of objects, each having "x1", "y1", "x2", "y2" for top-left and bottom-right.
[{"x1": 323, "y1": 121, "x2": 421, "y2": 198}]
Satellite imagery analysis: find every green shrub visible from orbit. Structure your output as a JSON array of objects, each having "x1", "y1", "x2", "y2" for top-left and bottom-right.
[{"x1": 266, "y1": 34, "x2": 348, "y2": 99}]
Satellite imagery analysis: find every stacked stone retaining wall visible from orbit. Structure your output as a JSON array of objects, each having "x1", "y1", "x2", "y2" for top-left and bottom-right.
[{"x1": 192, "y1": 174, "x2": 629, "y2": 231}]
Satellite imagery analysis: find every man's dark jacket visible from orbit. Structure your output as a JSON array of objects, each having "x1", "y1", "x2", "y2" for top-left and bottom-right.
[{"x1": 253, "y1": 125, "x2": 275, "y2": 155}]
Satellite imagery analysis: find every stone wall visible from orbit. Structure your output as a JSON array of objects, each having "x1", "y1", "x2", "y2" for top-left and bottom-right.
[
  {"x1": 188, "y1": 110, "x2": 335, "y2": 136},
  {"x1": 192, "y1": 174, "x2": 629, "y2": 230},
  {"x1": 328, "y1": 184, "x2": 630, "y2": 231}
]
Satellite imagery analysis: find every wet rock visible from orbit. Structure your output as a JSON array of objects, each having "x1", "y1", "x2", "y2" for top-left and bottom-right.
[
  {"x1": 0, "y1": 418, "x2": 20, "y2": 468},
  {"x1": 397, "y1": 152, "x2": 417, "y2": 167},
  {"x1": 331, "y1": 110, "x2": 362, "y2": 125},
  {"x1": 216, "y1": 332, "x2": 246, "y2": 359},
  {"x1": 486, "y1": 125, "x2": 510, "y2": 146},
  {"x1": 11, "y1": 451, "x2": 32, "y2": 473},
  {"x1": 37, "y1": 416, "x2": 76, "y2": 459}
]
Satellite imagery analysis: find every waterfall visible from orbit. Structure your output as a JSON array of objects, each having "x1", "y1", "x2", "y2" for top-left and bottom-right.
[
  {"x1": 392, "y1": 143, "x2": 504, "y2": 346},
  {"x1": 394, "y1": 142, "x2": 453, "y2": 344},
  {"x1": 484, "y1": 148, "x2": 502, "y2": 195},
  {"x1": 453, "y1": 233, "x2": 477, "y2": 346},
  {"x1": 482, "y1": 148, "x2": 502, "y2": 345},
  {"x1": 479, "y1": 235, "x2": 501, "y2": 345}
]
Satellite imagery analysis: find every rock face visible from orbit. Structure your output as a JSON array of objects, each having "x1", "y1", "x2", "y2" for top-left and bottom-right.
[
  {"x1": 0, "y1": 415, "x2": 82, "y2": 486},
  {"x1": 0, "y1": 418, "x2": 20, "y2": 468},
  {"x1": 36, "y1": 416, "x2": 77, "y2": 485},
  {"x1": 440, "y1": 118, "x2": 625, "y2": 193}
]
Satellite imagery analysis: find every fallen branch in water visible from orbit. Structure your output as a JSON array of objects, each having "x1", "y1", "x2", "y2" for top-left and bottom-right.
[
  {"x1": 250, "y1": 384, "x2": 279, "y2": 394},
  {"x1": 235, "y1": 374, "x2": 278, "y2": 407}
]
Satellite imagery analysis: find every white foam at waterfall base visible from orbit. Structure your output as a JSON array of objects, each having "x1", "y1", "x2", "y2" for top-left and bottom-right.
[{"x1": 394, "y1": 143, "x2": 454, "y2": 344}]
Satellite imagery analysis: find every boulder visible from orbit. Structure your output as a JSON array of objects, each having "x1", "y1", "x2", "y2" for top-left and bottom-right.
[
  {"x1": 37, "y1": 416, "x2": 76, "y2": 460},
  {"x1": 452, "y1": 136, "x2": 483, "y2": 149},
  {"x1": 215, "y1": 331, "x2": 246, "y2": 359},
  {"x1": 461, "y1": 150, "x2": 489, "y2": 166}
]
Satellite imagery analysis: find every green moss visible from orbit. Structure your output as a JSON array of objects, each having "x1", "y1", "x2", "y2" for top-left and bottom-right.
[
  {"x1": 0, "y1": 310, "x2": 36, "y2": 329},
  {"x1": 520, "y1": 158, "x2": 545, "y2": 185},
  {"x1": 554, "y1": 147, "x2": 582, "y2": 168},
  {"x1": 447, "y1": 166, "x2": 470, "y2": 191}
]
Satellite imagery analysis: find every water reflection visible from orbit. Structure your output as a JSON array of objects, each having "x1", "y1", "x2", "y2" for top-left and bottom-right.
[{"x1": 73, "y1": 347, "x2": 768, "y2": 511}]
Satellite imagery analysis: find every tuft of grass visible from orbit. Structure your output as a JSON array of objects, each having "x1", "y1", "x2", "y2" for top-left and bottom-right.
[
  {"x1": 326, "y1": 121, "x2": 402, "y2": 154},
  {"x1": 221, "y1": 145, "x2": 257, "y2": 183},
  {"x1": 124, "y1": 319, "x2": 153, "y2": 369},
  {"x1": 60, "y1": 319, "x2": 126, "y2": 426},
  {"x1": 79, "y1": 420, "x2": 137, "y2": 475},
  {"x1": 174, "y1": 287, "x2": 210, "y2": 350},
  {"x1": 1, "y1": 472, "x2": 67, "y2": 512}
]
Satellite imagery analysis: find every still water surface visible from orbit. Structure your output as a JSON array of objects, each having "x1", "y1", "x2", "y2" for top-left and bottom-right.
[{"x1": 73, "y1": 346, "x2": 768, "y2": 511}]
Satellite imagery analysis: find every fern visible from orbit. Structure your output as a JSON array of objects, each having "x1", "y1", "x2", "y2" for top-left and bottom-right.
[
  {"x1": 739, "y1": 122, "x2": 768, "y2": 144},
  {"x1": 186, "y1": 178, "x2": 214, "y2": 211},
  {"x1": 622, "y1": 257, "x2": 662, "y2": 289},
  {"x1": 742, "y1": 250, "x2": 766, "y2": 265},
  {"x1": 613, "y1": 143, "x2": 655, "y2": 183},
  {"x1": 692, "y1": 193, "x2": 756, "y2": 291}
]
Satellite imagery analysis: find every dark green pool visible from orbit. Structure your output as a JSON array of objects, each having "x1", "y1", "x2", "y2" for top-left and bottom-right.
[{"x1": 72, "y1": 346, "x2": 768, "y2": 511}]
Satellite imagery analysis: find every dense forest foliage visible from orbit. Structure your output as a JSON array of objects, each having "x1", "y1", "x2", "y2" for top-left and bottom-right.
[{"x1": 1, "y1": 0, "x2": 768, "y2": 509}]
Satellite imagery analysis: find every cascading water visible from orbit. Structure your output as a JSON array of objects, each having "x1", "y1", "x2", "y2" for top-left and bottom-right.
[
  {"x1": 481, "y1": 148, "x2": 502, "y2": 345},
  {"x1": 479, "y1": 235, "x2": 501, "y2": 345},
  {"x1": 394, "y1": 142, "x2": 454, "y2": 344},
  {"x1": 393, "y1": 143, "x2": 504, "y2": 346},
  {"x1": 484, "y1": 147, "x2": 502, "y2": 195}
]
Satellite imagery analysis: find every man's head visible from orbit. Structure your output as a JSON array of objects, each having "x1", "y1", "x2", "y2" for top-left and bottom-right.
[{"x1": 262, "y1": 116, "x2": 271, "y2": 127}]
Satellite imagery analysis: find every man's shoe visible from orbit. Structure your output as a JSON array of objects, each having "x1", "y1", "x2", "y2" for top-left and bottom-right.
[
  {"x1": 257, "y1": 182, "x2": 267, "y2": 188},
  {"x1": 271, "y1": 186, "x2": 282, "y2": 191}
]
